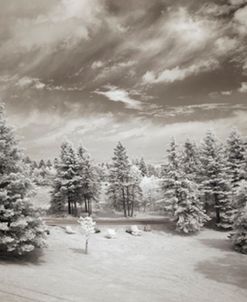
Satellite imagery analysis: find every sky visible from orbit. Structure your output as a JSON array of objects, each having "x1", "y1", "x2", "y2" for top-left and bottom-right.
[{"x1": 0, "y1": 0, "x2": 247, "y2": 163}]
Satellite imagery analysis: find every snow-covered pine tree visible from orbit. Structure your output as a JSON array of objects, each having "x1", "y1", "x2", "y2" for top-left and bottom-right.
[
  {"x1": 138, "y1": 158, "x2": 147, "y2": 177},
  {"x1": 127, "y1": 165, "x2": 143, "y2": 216},
  {"x1": 226, "y1": 129, "x2": 245, "y2": 188},
  {"x1": 199, "y1": 130, "x2": 234, "y2": 229},
  {"x1": 50, "y1": 142, "x2": 81, "y2": 216},
  {"x1": 0, "y1": 105, "x2": 47, "y2": 255},
  {"x1": 39, "y1": 159, "x2": 46, "y2": 169},
  {"x1": 77, "y1": 145, "x2": 99, "y2": 216},
  {"x1": 231, "y1": 205, "x2": 247, "y2": 254},
  {"x1": 107, "y1": 142, "x2": 133, "y2": 217},
  {"x1": 181, "y1": 139, "x2": 201, "y2": 182},
  {"x1": 162, "y1": 139, "x2": 209, "y2": 233},
  {"x1": 234, "y1": 180, "x2": 247, "y2": 211},
  {"x1": 46, "y1": 159, "x2": 53, "y2": 169}
]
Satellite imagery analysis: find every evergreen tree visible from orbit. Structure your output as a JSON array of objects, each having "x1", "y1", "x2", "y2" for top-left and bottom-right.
[
  {"x1": 147, "y1": 163, "x2": 158, "y2": 177},
  {"x1": 50, "y1": 142, "x2": 81, "y2": 216},
  {"x1": 38, "y1": 159, "x2": 46, "y2": 169},
  {"x1": 234, "y1": 180, "x2": 247, "y2": 211},
  {"x1": 139, "y1": 158, "x2": 147, "y2": 177},
  {"x1": 199, "y1": 131, "x2": 234, "y2": 229},
  {"x1": 226, "y1": 129, "x2": 245, "y2": 188},
  {"x1": 53, "y1": 158, "x2": 59, "y2": 168},
  {"x1": 231, "y1": 205, "x2": 247, "y2": 254},
  {"x1": 46, "y1": 159, "x2": 52, "y2": 169},
  {"x1": 77, "y1": 146, "x2": 99, "y2": 216},
  {"x1": 127, "y1": 165, "x2": 143, "y2": 216},
  {"x1": 107, "y1": 142, "x2": 139, "y2": 217},
  {"x1": 181, "y1": 139, "x2": 200, "y2": 182},
  {"x1": 162, "y1": 139, "x2": 209, "y2": 233},
  {"x1": 31, "y1": 160, "x2": 38, "y2": 170},
  {"x1": 0, "y1": 105, "x2": 47, "y2": 255},
  {"x1": 23, "y1": 156, "x2": 32, "y2": 165}
]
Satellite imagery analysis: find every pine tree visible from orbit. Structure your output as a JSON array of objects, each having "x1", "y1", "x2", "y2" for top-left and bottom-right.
[
  {"x1": 53, "y1": 158, "x2": 59, "y2": 168},
  {"x1": 77, "y1": 146, "x2": 99, "y2": 216},
  {"x1": 32, "y1": 160, "x2": 38, "y2": 170},
  {"x1": 127, "y1": 165, "x2": 143, "y2": 216},
  {"x1": 38, "y1": 159, "x2": 46, "y2": 169},
  {"x1": 50, "y1": 142, "x2": 81, "y2": 216},
  {"x1": 107, "y1": 142, "x2": 139, "y2": 217},
  {"x1": 46, "y1": 159, "x2": 52, "y2": 169},
  {"x1": 226, "y1": 129, "x2": 245, "y2": 188},
  {"x1": 231, "y1": 206, "x2": 247, "y2": 254},
  {"x1": 162, "y1": 139, "x2": 209, "y2": 233},
  {"x1": 139, "y1": 158, "x2": 147, "y2": 177},
  {"x1": 0, "y1": 105, "x2": 47, "y2": 255},
  {"x1": 181, "y1": 139, "x2": 201, "y2": 182},
  {"x1": 234, "y1": 180, "x2": 247, "y2": 211},
  {"x1": 199, "y1": 131, "x2": 234, "y2": 229}
]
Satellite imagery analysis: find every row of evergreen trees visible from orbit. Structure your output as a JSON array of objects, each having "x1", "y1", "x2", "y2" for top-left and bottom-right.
[{"x1": 162, "y1": 130, "x2": 247, "y2": 252}]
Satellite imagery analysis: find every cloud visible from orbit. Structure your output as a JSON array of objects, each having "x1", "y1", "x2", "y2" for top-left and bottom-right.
[
  {"x1": 95, "y1": 61, "x2": 136, "y2": 80},
  {"x1": 234, "y1": 5, "x2": 247, "y2": 35},
  {"x1": 16, "y1": 76, "x2": 45, "y2": 89},
  {"x1": 142, "y1": 59, "x2": 219, "y2": 85},
  {"x1": 238, "y1": 82, "x2": 247, "y2": 93},
  {"x1": 95, "y1": 85, "x2": 142, "y2": 110},
  {"x1": 221, "y1": 90, "x2": 232, "y2": 96},
  {"x1": 0, "y1": 0, "x2": 104, "y2": 56},
  {"x1": 91, "y1": 61, "x2": 104, "y2": 69},
  {"x1": 229, "y1": 0, "x2": 247, "y2": 5}
]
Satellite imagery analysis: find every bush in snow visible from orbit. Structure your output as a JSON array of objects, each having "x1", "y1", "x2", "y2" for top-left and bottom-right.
[
  {"x1": 78, "y1": 216, "x2": 96, "y2": 254},
  {"x1": 126, "y1": 225, "x2": 142, "y2": 236},
  {"x1": 105, "y1": 228, "x2": 116, "y2": 239},
  {"x1": 0, "y1": 105, "x2": 47, "y2": 255}
]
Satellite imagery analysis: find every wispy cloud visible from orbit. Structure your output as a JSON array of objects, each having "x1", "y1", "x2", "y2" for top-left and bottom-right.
[
  {"x1": 16, "y1": 76, "x2": 45, "y2": 89},
  {"x1": 142, "y1": 59, "x2": 219, "y2": 85},
  {"x1": 95, "y1": 85, "x2": 142, "y2": 110}
]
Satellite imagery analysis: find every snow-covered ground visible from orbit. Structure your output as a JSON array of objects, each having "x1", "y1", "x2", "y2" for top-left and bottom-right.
[{"x1": 0, "y1": 226, "x2": 246, "y2": 302}]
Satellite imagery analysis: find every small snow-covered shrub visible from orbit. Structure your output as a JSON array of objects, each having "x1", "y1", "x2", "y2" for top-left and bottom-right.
[
  {"x1": 144, "y1": 224, "x2": 152, "y2": 232},
  {"x1": 65, "y1": 226, "x2": 76, "y2": 234},
  {"x1": 105, "y1": 228, "x2": 116, "y2": 239},
  {"x1": 126, "y1": 225, "x2": 142, "y2": 236},
  {"x1": 78, "y1": 216, "x2": 96, "y2": 254}
]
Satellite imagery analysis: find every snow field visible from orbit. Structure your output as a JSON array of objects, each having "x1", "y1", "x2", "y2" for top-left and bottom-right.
[{"x1": 0, "y1": 226, "x2": 246, "y2": 302}]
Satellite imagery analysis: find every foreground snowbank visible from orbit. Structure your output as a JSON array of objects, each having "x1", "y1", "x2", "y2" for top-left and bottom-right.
[{"x1": 0, "y1": 227, "x2": 246, "y2": 302}]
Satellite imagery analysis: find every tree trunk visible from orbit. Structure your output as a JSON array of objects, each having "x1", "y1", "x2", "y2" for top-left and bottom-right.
[
  {"x1": 74, "y1": 201, "x2": 77, "y2": 217},
  {"x1": 122, "y1": 187, "x2": 127, "y2": 217},
  {"x1": 68, "y1": 196, "x2": 71, "y2": 215},
  {"x1": 85, "y1": 238, "x2": 88, "y2": 254},
  {"x1": 215, "y1": 193, "x2": 220, "y2": 224},
  {"x1": 84, "y1": 198, "x2": 88, "y2": 213},
  {"x1": 126, "y1": 186, "x2": 130, "y2": 217},
  {"x1": 88, "y1": 199, "x2": 92, "y2": 216}
]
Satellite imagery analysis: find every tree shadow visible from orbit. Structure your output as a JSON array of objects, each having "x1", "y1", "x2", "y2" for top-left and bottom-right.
[
  {"x1": 0, "y1": 248, "x2": 45, "y2": 266},
  {"x1": 70, "y1": 248, "x2": 86, "y2": 254},
  {"x1": 199, "y1": 238, "x2": 232, "y2": 252},
  {"x1": 151, "y1": 222, "x2": 201, "y2": 237},
  {"x1": 195, "y1": 253, "x2": 247, "y2": 289}
]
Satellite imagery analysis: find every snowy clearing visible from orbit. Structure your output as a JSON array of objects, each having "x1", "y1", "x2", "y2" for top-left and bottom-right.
[{"x1": 0, "y1": 226, "x2": 246, "y2": 302}]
